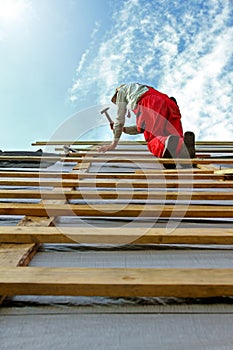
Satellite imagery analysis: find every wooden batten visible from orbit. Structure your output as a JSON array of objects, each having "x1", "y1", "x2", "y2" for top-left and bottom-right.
[
  {"x1": 1, "y1": 267, "x2": 233, "y2": 298},
  {"x1": 0, "y1": 139, "x2": 233, "y2": 299},
  {"x1": 1, "y1": 226, "x2": 233, "y2": 245},
  {"x1": 0, "y1": 161, "x2": 77, "y2": 303},
  {"x1": 0, "y1": 170, "x2": 230, "y2": 180},
  {"x1": 0, "y1": 243, "x2": 38, "y2": 304},
  {"x1": 0, "y1": 203, "x2": 232, "y2": 218},
  {"x1": 55, "y1": 148, "x2": 233, "y2": 154},
  {"x1": 0, "y1": 178, "x2": 233, "y2": 188},
  {"x1": 1, "y1": 155, "x2": 233, "y2": 165},
  {"x1": 31, "y1": 140, "x2": 233, "y2": 146},
  {"x1": 0, "y1": 189, "x2": 233, "y2": 200}
]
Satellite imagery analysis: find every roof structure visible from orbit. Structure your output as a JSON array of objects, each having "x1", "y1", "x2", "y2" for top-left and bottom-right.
[{"x1": 0, "y1": 140, "x2": 233, "y2": 349}]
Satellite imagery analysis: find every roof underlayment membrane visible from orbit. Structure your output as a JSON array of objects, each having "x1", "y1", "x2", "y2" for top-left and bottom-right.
[{"x1": 0, "y1": 144, "x2": 233, "y2": 350}]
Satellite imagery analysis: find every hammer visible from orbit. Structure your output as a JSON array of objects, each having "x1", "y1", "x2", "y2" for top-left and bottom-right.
[{"x1": 100, "y1": 107, "x2": 114, "y2": 129}]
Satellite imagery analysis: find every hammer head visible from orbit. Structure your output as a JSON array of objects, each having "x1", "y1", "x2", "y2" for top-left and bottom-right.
[{"x1": 100, "y1": 107, "x2": 110, "y2": 114}]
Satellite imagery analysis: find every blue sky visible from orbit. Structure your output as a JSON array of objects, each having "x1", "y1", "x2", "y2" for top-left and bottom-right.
[{"x1": 0, "y1": 0, "x2": 232, "y2": 150}]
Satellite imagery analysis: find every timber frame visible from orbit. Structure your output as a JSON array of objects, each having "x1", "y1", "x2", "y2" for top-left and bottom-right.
[{"x1": 0, "y1": 140, "x2": 233, "y2": 301}]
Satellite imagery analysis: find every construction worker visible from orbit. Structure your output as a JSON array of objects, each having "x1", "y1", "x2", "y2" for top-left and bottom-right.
[{"x1": 99, "y1": 83, "x2": 195, "y2": 168}]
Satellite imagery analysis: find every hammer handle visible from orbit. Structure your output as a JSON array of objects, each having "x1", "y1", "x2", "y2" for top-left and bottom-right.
[{"x1": 105, "y1": 111, "x2": 114, "y2": 124}]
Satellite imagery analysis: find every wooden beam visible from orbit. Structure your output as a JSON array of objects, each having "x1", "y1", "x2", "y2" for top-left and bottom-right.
[
  {"x1": 0, "y1": 189, "x2": 233, "y2": 201},
  {"x1": 0, "y1": 170, "x2": 228, "y2": 180},
  {"x1": 195, "y1": 148, "x2": 233, "y2": 153},
  {"x1": 1, "y1": 226, "x2": 233, "y2": 245},
  {"x1": 135, "y1": 168, "x2": 214, "y2": 175},
  {"x1": 0, "y1": 178, "x2": 233, "y2": 188},
  {"x1": 72, "y1": 162, "x2": 91, "y2": 171},
  {"x1": 61, "y1": 156, "x2": 233, "y2": 165},
  {"x1": 0, "y1": 182, "x2": 57, "y2": 303},
  {"x1": 215, "y1": 168, "x2": 233, "y2": 177},
  {"x1": 60, "y1": 149, "x2": 233, "y2": 157},
  {"x1": 60, "y1": 151, "x2": 164, "y2": 157},
  {"x1": 0, "y1": 155, "x2": 61, "y2": 162},
  {"x1": 0, "y1": 243, "x2": 38, "y2": 304},
  {"x1": 0, "y1": 173, "x2": 75, "y2": 303},
  {"x1": 56, "y1": 148, "x2": 233, "y2": 154},
  {"x1": 196, "y1": 141, "x2": 233, "y2": 146},
  {"x1": 1, "y1": 155, "x2": 233, "y2": 165},
  {"x1": 32, "y1": 140, "x2": 148, "y2": 146},
  {"x1": 0, "y1": 203, "x2": 232, "y2": 218},
  {"x1": 0, "y1": 243, "x2": 38, "y2": 266},
  {"x1": 1, "y1": 266, "x2": 233, "y2": 298},
  {"x1": 31, "y1": 140, "x2": 233, "y2": 146}
]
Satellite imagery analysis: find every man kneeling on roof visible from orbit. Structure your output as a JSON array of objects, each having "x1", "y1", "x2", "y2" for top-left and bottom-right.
[{"x1": 98, "y1": 82, "x2": 195, "y2": 169}]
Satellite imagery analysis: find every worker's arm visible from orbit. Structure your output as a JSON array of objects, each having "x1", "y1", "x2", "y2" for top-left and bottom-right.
[
  {"x1": 98, "y1": 88, "x2": 127, "y2": 153},
  {"x1": 98, "y1": 121, "x2": 124, "y2": 152},
  {"x1": 100, "y1": 125, "x2": 140, "y2": 152},
  {"x1": 98, "y1": 139, "x2": 119, "y2": 153},
  {"x1": 123, "y1": 125, "x2": 140, "y2": 135},
  {"x1": 109, "y1": 124, "x2": 140, "y2": 134},
  {"x1": 99, "y1": 88, "x2": 127, "y2": 152}
]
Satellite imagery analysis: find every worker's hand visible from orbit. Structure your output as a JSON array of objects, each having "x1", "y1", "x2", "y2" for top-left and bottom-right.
[
  {"x1": 98, "y1": 142, "x2": 117, "y2": 153},
  {"x1": 110, "y1": 122, "x2": 114, "y2": 130}
]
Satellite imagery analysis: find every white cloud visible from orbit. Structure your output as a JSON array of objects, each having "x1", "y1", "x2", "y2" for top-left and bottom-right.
[{"x1": 69, "y1": 0, "x2": 233, "y2": 140}]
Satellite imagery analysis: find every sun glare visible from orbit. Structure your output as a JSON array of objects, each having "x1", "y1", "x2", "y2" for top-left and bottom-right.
[{"x1": 0, "y1": 0, "x2": 29, "y2": 22}]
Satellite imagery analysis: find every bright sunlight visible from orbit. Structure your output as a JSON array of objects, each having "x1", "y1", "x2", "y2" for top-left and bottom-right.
[{"x1": 0, "y1": 0, "x2": 30, "y2": 22}]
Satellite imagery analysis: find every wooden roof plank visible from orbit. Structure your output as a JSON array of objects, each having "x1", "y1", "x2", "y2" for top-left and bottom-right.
[
  {"x1": 55, "y1": 148, "x2": 233, "y2": 154},
  {"x1": 31, "y1": 140, "x2": 233, "y2": 146},
  {"x1": 0, "y1": 189, "x2": 232, "y2": 200},
  {"x1": 1, "y1": 266, "x2": 233, "y2": 298},
  {"x1": 1, "y1": 155, "x2": 233, "y2": 165},
  {"x1": 0, "y1": 178, "x2": 233, "y2": 188},
  {"x1": 1, "y1": 226, "x2": 233, "y2": 245},
  {"x1": 0, "y1": 243, "x2": 38, "y2": 305},
  {"x1": 0, "y1": 171, "x2": 226, "y2": 180},
  {"x1": 0, "y1": 203, "x2": 232, "y2": 218}
]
